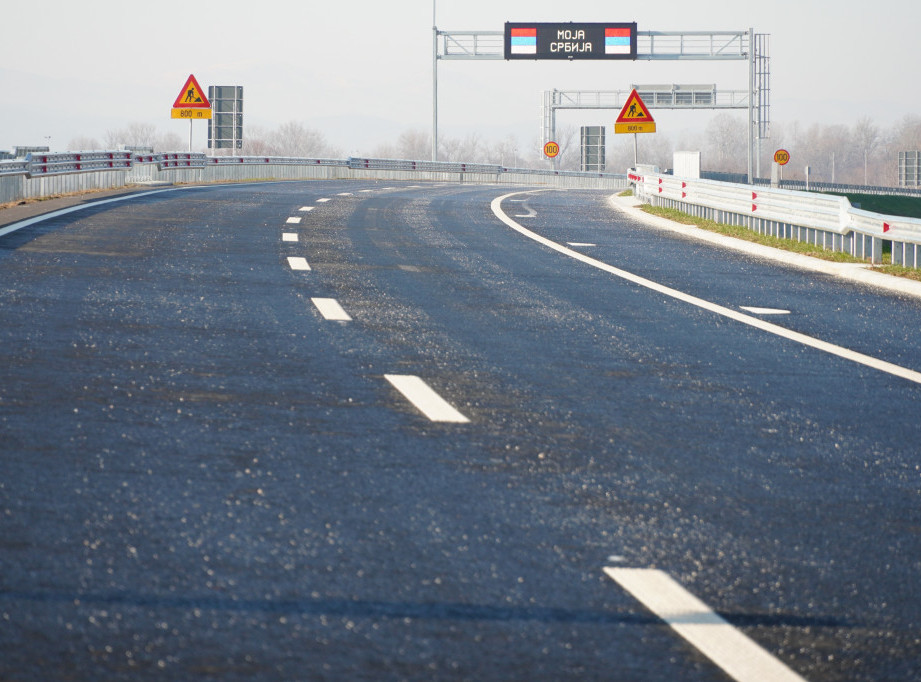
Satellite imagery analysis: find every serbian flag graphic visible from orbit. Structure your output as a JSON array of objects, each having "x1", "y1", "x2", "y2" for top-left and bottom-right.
[
  {"x1": 605, "y1": 27, "x2": 631, "y2": 54},
  {"x1": 510, "y1": 27, "x2": 537, "y2": 54}
]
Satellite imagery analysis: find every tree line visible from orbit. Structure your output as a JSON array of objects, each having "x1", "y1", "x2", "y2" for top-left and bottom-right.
[{"x1": 73, "y1": 114, "x2": 921, "y2": 187}]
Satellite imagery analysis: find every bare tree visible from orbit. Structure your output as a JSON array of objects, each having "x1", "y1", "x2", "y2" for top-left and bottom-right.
[
  {"x1": 705, "y1": 113, "x2": 747, "y2": 172},
  {"x1": 67, "y1": 136, "x2": 102, "y2": 151},
  {"x1": 852, "y1": 116, "x2": 880, "y2": 184},
  {"x1": 394, "y1": 129, "x2": 431, "y2": 159},
  {"x1": 553, "y1": 125, "x2": 579, "y2": 171},
  {"x1": 485, "y1": 135, "x2": 521, "y2": 167},
  {"x1": 154, "y1": 131, "x2": 184, "y2": 152},
  {"x1": 269, "y1": 121, "x2": 340, "y2": 157}
]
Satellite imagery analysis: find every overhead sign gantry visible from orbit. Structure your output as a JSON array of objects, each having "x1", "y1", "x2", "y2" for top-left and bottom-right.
[{"x1": 432, "y1": 13, "x2": 770, "y2": 182}]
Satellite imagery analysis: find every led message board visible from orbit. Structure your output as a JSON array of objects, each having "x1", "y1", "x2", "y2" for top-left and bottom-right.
[{"x1": 504, "y1": 22, "x2": 637, "y2": 60}]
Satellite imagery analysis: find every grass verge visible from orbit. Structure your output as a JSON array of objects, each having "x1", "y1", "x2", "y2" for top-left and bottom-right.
[
  {"x1": 641, "y1": 204, "x2": 921, "y2": 282},
  {"x1": 640, "y1": 205, "x2": 866, "y2": 263}
]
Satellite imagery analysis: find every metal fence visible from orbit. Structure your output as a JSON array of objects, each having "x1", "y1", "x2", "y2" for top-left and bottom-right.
[
  {"x1": 0, "y1": 150, "x2": 629, "y2": 204},
  {"x1": 632, "y1": 169, "x2": 921, "y2": 267}
]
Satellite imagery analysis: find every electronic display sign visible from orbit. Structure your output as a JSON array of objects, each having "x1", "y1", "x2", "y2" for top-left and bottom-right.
[{"x1": 504, "y1": 22, "x2": 637, "y2": 60}]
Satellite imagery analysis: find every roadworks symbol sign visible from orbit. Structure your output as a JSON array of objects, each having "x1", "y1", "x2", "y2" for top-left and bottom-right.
[
  {"x1": 172, "y1": 74, "x2": 211, "y2": 108},
  {"x1": 615, "y1": 89, "x2": 656, "y2": 134}
]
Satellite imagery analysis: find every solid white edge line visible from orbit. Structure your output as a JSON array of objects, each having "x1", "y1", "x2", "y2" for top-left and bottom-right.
[
  {"x1": 311, "y1": 297, "x2": 352, "y2": 321},
  {"x1": 491, "y1": 191, "x2": 921, "y2": 386},
  {"x1": 384, "y1": 374, "x2": 469, "y2": 423},
  {"x1": 740, "y1": 306, "x2": 791, "y2": 315},
  {"x1": 282, "y1": 232, "x2": 299, "y2": 242},
  {"x1": 604, "y1": 568, "x2": 807, "y2": 682},
  {"x1": 0, "y1": 189, "x2": 174, "y2": 238},
  {"x1": 287, "y1": 256, "x2": 310, "y2": 271}
]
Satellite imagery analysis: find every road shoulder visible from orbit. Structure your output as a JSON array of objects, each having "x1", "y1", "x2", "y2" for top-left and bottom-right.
[{"x1": 608, "y1": 192, "x2": 921, "y2": 301}]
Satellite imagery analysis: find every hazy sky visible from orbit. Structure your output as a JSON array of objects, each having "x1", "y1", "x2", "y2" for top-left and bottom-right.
[{"x1": 2, "y1": 0, "x2": 919, "y2": 154}]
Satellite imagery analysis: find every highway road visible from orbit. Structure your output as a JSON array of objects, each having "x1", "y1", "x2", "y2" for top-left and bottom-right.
[{"x1": 1, "y1": 180, "x2": 920, "y2": 680}]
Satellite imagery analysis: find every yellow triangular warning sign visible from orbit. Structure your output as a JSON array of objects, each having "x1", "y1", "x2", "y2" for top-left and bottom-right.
[
  {"x1": 172, "y1": 74, "x2": 211, "y2": 108},
  {"x1": 614, "y1": 89, "x2": 656, "y2": 134},
  {"x1": 616, "y1": 89, "x2": 654, "y2": 123}
]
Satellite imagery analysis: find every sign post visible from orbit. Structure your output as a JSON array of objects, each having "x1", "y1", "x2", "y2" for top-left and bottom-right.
[
  {"x1": 170, "y1": 74, "x2": 212, "y2": 152},
  {"x1": 614, "y1": 89, "x2": 656, "y2": 167},
  {"x1": 543, "y1": 140, "x2": 560, "y2": 170},
  {"x1": 773, "y1": 148, "x2": 790, "y2": 183}
]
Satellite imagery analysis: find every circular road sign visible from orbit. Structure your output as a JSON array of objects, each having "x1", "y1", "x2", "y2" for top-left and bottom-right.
[
  {"x1": 543, "y1": 141, "x2": 560, "y2": 158},
  {"x1": 774, "y1": 149, "x2": 790, "y2": 165}
]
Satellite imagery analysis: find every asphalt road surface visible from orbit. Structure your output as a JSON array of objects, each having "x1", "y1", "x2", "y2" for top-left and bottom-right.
[{"x1": 1, "y1": 181, "x2": 920, "y2": 681}]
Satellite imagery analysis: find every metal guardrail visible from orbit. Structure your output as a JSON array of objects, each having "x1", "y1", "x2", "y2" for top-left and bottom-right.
[
  {"x1": 158, "y1": 152, "x2": 207, "y2": 170},
  {"x1": 0, "y1": 151, "x2": 625, "y2": 181},
  {"x1": 0, "y1": 160, "x2": 29, "y2": 177},
  {"x1": 0, "y1": 149, "x2": 628, "y2": 207},
  {"x1": 26, "y1": 151, "x2": 133, "y2": 176},
  {"x1": 208, "y1": 156, "x2": 345, "y2": 167},
  {"x1": 632, "y1": 170, "x2": 921, "y2": 266}
]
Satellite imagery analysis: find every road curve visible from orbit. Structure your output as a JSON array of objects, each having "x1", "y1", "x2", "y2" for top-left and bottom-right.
[{"x1": 1, "y1": 180, "x2": 920, "y2": 681}]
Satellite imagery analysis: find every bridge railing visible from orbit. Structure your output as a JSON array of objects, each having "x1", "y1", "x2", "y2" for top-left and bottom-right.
[
  {"x1": 0, "y1": 150, "x2": 628, "y2": 204},
  {"x1": 631, "y1": 170, "x2": 921, "y2": 267}
]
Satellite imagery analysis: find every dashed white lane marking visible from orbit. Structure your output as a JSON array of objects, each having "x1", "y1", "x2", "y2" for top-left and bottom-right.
[
  {"x1": 286, "y1": 217, "x2": 301, "y2": 224},
  {"x1": 359, "y1": 189, "x2": 374, "y2": 193},
  {"x1": 317, "y1": 198, "x2": 331, "y2": 202},
  {"x1": 287, "y1": 256, "x2": 310, "y2": 271},
  {"x1": 311, "y1": 297, "x2": 352, "y2": 321},
  {"x1": 282, "y1": 232, "x2": 299, "y2": 242},
  {"x1": 741, "y1": 306, "x2": 791, "y2": 315},
  {"x1": 605, "y1": 568, "x2": 807, "y2": 682},
  {"x1": 299, "y1": 206, "x2": 314, "y2": 212},
  {"x1": 337, "y1": 192, "x2": 353, "y2": 196},
  {"x1": 568, "y1": 242, "x2": 596, "y2": 247},
  {"x1": 491, "y1": 192, "x2": 921, "y2": 386},
  {"x1": 383, "y1": 375, "x2": 470, "y2": 423}
]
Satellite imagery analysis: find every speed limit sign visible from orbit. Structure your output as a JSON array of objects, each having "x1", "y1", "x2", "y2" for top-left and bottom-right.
[
  {"x1": 543, "y1": 141, "x2": 560, "y2": 158},
  {"x1": 774, "y1": 149, "x2": 790, "y2": 165}
]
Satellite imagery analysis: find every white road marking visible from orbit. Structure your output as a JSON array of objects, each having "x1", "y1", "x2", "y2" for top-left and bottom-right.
[
  {"x1": 299, "y1": 206, "x2": 314, "y2": 212},
  {"x1": 384, "y1": 374, "x2": 470, "y2": 423},
  {"x1": 605, "y1": 568, "x2": 807, "y2": 682},
  {"x1": 491, "y1": 192, "x2": 921, "y2": 386},
  {"x1": 359, "y1": 189, "x2": 374, "y2": 193},
  {"x1": 0, "y1": 189, "x2": 173, "y2": 238},
  {"x1": 287, "y1": 256, "x2": 310, "y2": 271},
  {"x1": 567, "y1": 242, "x2": 597, "y2": 247},
  {"x1": 741, "y1": 306, "x2": 791, "y2": 315},
  {"x1": 337, "y1": 192, "x2": 353, "y2": 196},
  {"x1": 311, "y1": 297, "x2": 352, "y2": 321},
  {"x1": 282, "y1": 232, "x2": 299, "y2": 242},
  {"x1": 286, "y1": 217, "x2": 301, "y2": 224},
  {"x1": 317, "y1": 198, "x2": 331, "y2": 202}
]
